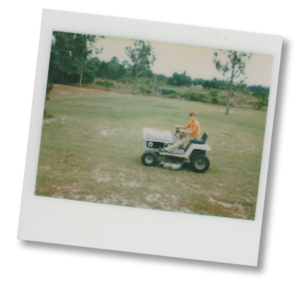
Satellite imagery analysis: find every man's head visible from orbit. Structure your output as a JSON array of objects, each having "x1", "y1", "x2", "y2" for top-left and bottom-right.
[{"x1": 189, "y1": 111, "x2": 197, "y2": 121}]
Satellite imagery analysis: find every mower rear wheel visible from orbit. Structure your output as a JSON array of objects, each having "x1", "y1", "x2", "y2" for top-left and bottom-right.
[
  {"x1": 141, "y1": 152, "x2": 157, "y2": 166},
  {"x1": 190, "y1": 154, "x2": 210, "y2": 173}
]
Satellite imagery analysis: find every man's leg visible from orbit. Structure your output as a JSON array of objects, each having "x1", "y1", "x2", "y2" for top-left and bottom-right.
[
  {"x1": 166, "y1": 135, "x2": 194, "y2": 152},
  {"x1": 178, "y1": 132, "x2": 189, "y2": 149},
  {"x1": 178, "y1": 132, "x2": 188, "y2": 140}
]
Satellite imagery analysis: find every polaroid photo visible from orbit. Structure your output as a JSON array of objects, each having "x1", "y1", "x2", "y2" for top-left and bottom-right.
[{"x1": 18, "y1": 9, "x2": 282, "y2": 266}]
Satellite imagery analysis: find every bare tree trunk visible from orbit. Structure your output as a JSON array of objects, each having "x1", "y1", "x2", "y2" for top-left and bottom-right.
[
  {"x1": 132, "y1": 63, "x2": 139, "y2": 94},
  {"x1": 226, "y1": 83, "x2": 232, "y2": 115},
  {"x1": 44, "y1": 74, "x2": 52, "y2": 118},
  {"x1": 225, "y1": 51, "x2": 237, "y2": 115},
  {"x1": 79, "y1": 65, "x2": 83, "y2": 88}
]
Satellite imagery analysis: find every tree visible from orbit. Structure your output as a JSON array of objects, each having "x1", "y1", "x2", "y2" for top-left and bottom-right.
[
  {"x1": 214, "y1": 50, "x2": 252, "y2": 114},
  {"x1": 125, "y1": 40, "x2": 156, "y2": 93},
  {"x1": 252, "y1": 91, "x2": 269, "y2": 110},
  {"x1": 167, "y1": 71, "x2": 192, "y2": 87},
  {"x1": 71, "y1": 33, "x2": 103, "y2": 87},
  {"x1": 49, "y1": 32, "x2": 102, "y2": 86}
]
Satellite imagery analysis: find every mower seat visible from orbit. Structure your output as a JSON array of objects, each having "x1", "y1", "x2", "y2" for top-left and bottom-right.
[{"x1": 191, "y1": 132, "x2": 209, "y2": 144}]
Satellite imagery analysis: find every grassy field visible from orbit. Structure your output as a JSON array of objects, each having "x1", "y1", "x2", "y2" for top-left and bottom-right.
[
  {"x1": 86, "y1": 78, "x2": 265, "y2": 110},
  {"x1": 36, "y1": 84, "x2": 267, "y2": 220}
]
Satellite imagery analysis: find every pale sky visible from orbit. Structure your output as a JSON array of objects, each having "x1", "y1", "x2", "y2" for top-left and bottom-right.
[{"x1": 89, "y1": 35, "x2": 273, "y2": 87}]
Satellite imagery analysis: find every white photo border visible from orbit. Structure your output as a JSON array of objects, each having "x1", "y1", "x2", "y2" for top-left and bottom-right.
[{"x1": 17, "y1": 9, "x2": 282, "y2": 266}]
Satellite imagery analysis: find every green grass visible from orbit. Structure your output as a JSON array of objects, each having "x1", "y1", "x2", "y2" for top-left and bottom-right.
[{"x1": 36, "y1": 84, "x2": 267, "y2": 220}]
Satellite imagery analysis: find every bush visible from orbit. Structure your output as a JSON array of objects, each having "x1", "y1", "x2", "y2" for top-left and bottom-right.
[
  {"x1": 95, "y1": 80, "x2": 113, "y2": 90},
  {"x1": 139, "y1": 86, "x2": 153, "y2": 95},
  {"x1": 182, "y1": 91, "x2": 206, "y2": 102},
  {"x1": 252, "y1": 98, "x2": 268, "y2": 110},
  {"x1": 212, "y1": 97, "x2": 219, "y2": 104},
  {"x1": 209, "y1": 90, "x2": 218, "y2": 97}
]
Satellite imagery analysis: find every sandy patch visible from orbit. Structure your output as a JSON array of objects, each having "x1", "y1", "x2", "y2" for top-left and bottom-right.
[
  {"x1": 100, "y1": 129, "x2": 116, "y2": 137},
  {"x1": 40, "y1": 164, "x2": 52, "y2": 170},
  {"x1": 92, "y1": 164, "x2": 112, "y2": 183},
  {"x1": 146, "y1": 193, "x2": 161, "y2": 202},
  {"x1": 190, "y1": 184, "x2": 201, "y2": 189},
  {"x1": 123, "y1": 181, "x2": 140, "y2": 188},
  {"x1": 160, "y1": 204, "x2": 173, "y2": 211},
  {"x1": 61, "y1": 116, "x2": 68, "y2": 124},
  {"x1": 149, "y1": 185, "x2": 163, "y2": 191},
  {"x1": 181, "y1": 207, "x2": 193, "y2": 213},
  {"x1": 209, "y1": 197, "x2": 246, "y2": 218},
  {"x1": 98, "y1": 176, "x2": 112, "y2": 182},
  {"x1": 43, "y1": 118, "x2": 57, "y2": 124},
  {"x1": 85, "y1": 195, "x2": 97, "y2": 201},
  {"x1": 52, "y1": 192, "x2": 65, "y2": 199},
  {"x1": 135, "y1": 203, "x2": 152, "y2": 209}
]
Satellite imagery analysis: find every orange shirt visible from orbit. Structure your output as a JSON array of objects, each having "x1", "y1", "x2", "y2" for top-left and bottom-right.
[{"x1": 186, "y1": 120, "x2": 200, "y2": 139}]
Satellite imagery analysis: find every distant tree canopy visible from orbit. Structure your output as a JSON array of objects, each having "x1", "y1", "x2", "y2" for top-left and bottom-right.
[
  {"x1": 193, "y1": 78, "x2": 206, "y2": 85},
  {"x1": 167, "y1": 71, "x2": 192, "y2": 87},
  {"x1": 95, "y1": 57, "x2": 128, "y2": 81},
  {"x1": 202, "y1": 78, "x2": 227, "y2": 90},
  {"x1": 49, "y1": 32, "x2": 103, "y2": 87},
  {"x1": 248, "y1": 85, "x2": 270, "y2": 93}
]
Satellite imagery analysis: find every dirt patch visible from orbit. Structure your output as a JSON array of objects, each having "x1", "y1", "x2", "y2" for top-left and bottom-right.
[
  {"x1": 123, "y1": 181, "x2": 140, "y2": 188},
  {"x1": 146, "y1": 193, "x2": 161, "y2": 203},
  {"x1": 97, "y1": 176, "x2": 112, "y2": 182},
  {"x1": 149, "y1": 185, "x2": 164, "y2": 191},
  {"x1": 100, "y1": 129, "x2": 115, "y2": 137},
  {"x1": 190, "y1": 184, "x2": 201, "y2": 189},
  {"x1": 43, "y1": 118, "x2": 57, "y2": 124},
  {"x1": 181, "y1": 207, "x2": 193, "y2": 213},
  {"x1": 209, "y1": 197, "x2": 246, "y2": 218},
  {"x1": 92, "y1": 165, "x2": 112, "y2": 182},
  {"x1": 85, "y1": 195, "x2": 97, "y2": 201},
  {"x1": 61, "y1": 116, "x2": 68, "y2": 124}
]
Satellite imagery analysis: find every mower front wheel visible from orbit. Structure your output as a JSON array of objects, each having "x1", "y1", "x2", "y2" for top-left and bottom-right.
[{"x1": 141, "y1": 152, "x2": 157, "y2": 167}]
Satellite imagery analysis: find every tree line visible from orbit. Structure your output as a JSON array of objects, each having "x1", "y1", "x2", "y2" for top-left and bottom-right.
[{"x1": 45, "y1": 32, "x2": 270, "y2": 117}]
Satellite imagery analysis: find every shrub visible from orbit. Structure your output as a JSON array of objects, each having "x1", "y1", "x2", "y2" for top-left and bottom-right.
[
  {"x1": 139, "y1": 86, "x2": 153, "y2": 95},
  {"x1": 252, "y1": 98, "x2": 268, "y2": 110},
  {"x1": 96, "y1": 80, "x2": 113, "y2": 90},
  {"x1": 182, "y1": 91, "x2": 206, "y2": 102},
  {"x1": 209, "y1": 90, "x2": 218, "y2": 97},
  {"x1": 212, "y1": 97, "x2": 219, "y2": 104}
]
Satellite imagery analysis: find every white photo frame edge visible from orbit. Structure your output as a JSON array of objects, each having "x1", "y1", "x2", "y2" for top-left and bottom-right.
[{"x1": 17, "y1": 9, "x2": 282, "y2": 267}]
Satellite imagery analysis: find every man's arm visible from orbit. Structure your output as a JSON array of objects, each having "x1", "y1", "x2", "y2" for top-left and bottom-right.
[
  {"x1": 179, "y1": 129, "x2": 193, "y2": 135},
  {"x1": 179, "y1": 123, "x2": 198, "y2": 136},
  {"x1": 174, "y1": 124, "x2": 187, "y2": 129}
]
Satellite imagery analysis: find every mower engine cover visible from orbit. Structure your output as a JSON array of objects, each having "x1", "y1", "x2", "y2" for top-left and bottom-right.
[{"x1": 142, "y1": 127, "x2": 175, "y2": 144}]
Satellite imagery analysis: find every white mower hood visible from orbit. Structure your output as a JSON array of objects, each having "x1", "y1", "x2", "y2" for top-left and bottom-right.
[{"x1": 143, "y1": 127, "x2": 175, "y2": 143}]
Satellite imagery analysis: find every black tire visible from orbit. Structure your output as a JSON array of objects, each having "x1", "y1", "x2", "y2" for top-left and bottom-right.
[
  {"x1": 141, "y1": 152, "x2": 157, "y2": 166},
  {"x1": 190, "y1": 154, "x2": 210, "y2": 173}
]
